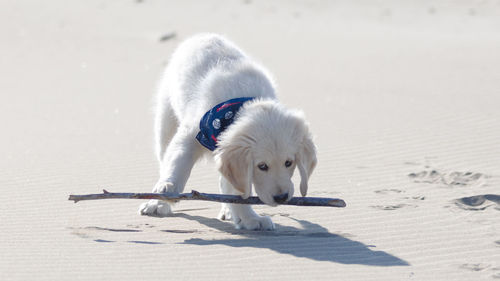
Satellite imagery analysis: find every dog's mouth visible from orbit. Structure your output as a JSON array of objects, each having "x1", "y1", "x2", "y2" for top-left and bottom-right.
[
  {"x1": 255, "y1": 188, "x2": 293, "y2": 206},
  {"x1": 272, "y1": 193, "x2": 289, "y2": 204}
]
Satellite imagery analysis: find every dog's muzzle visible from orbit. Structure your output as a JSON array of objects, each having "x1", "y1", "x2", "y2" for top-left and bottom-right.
[{"x1": 273, "y1": 193, "x2": 289, "y2": 204}]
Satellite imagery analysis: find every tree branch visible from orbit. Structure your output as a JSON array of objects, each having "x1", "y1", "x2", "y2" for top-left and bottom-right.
[{"x1": 68, "y1": 190, "x2": 346, "y2": 208}]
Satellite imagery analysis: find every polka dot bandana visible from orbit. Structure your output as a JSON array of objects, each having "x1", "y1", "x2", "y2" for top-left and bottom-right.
[{"x1": 196, "y1": 97, "x2": 255, "y2": 151}]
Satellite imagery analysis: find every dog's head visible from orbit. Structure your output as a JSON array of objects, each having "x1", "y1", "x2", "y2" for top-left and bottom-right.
[{"x1": 215, "y1": 100, "x2": 317, "y2": 206}]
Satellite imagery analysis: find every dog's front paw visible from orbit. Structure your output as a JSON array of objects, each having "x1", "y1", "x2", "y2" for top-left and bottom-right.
[
  {"x1": 139, "y1": 181, "x2": 178, "y2": 217},
  {"x1": 234, "y1": 215, "x2": 275, "y2": 231},
  {"x1": 153, "y1": 181, "x2": 175, "y2": 193},
  {"x1": 217, "y1": 204, "x2": 232, "y2": 221},
  {"x1": 138, "y1": 200, "x2": 172, "y2": 217}
]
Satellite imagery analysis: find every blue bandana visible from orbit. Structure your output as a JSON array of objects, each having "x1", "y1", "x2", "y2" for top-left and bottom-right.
[{"x1": 196, "y1": 97, "x2": 255, "y2": 151}]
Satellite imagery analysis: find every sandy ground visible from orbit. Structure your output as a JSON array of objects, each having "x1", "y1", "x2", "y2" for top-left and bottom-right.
[{"x1": 1, "y1": 0, "x2": 500, "y2": 280}]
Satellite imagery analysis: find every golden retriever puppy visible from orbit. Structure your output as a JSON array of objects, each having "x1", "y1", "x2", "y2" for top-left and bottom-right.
[{"x1": 139, "y1": 33, "x2": 316, "y2": 230}]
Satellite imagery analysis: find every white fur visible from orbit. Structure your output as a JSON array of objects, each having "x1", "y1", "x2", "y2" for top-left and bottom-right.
[{"x1": 139, "y1": 33, "x2": 317, "y2": 230}]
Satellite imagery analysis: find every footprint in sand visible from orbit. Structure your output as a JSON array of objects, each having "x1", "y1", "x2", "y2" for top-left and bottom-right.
[
  {"x1": 408, "y1": 169, "x2": 487, "y2": 187},
  {"x1": 372, "y1": 189, "x2": 423, "y2": 211},
  {"x1": 69, "y1": 226, "x2": 144, "y2": 243},
  {"x1": 69, "y1": 225, "x2": 198, "y2": 244},
  {"x1": 84, "y1": 226, "x2": 142, "y2": 232},
  {"x1": 374, "y1": 189, "x2": 403, "y2": 194},
  {"x1": 460, "y1": 263, "x2": 500, "y2": 279},
  {"x1": 127, "y1": 223, "x2": 155, "y2": 229},
  {"x1": 160, "y1": 229, "x2": 199, "y2": 234},
  {"x1": 94, "y1": 239, "x2": 115, "y2": 243},
  {"x1": 370, "y1": 204, "x2": 416, "y2": 211},
  {"x1": 454, "y1": 194, "x2": 500, "y2": 211},
  {"x1": 460, "y1": 263, "x2": 492, "y2": 272}
]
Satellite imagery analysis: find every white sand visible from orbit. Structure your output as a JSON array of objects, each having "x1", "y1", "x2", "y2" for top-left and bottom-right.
[{"x1": 1, "y1": 0, "x2": 499, "y2": 280}]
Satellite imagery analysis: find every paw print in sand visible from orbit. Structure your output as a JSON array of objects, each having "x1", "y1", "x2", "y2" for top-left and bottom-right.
[{"x1": 408, "y1": 169, "x2": 486, "y2": 187}]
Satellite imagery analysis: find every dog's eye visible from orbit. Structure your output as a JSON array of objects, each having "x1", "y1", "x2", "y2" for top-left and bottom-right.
[
  {"x1": 257, "y1": 163, "x2": 269, "y2": 171},
  {"x1": 285, "y1": 160, "x2": 293, "y2": 168}
]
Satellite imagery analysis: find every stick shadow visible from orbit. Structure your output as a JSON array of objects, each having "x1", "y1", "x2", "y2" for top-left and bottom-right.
[{"x1": 173, "y1": 213, "x2": 409, "y2": 266}]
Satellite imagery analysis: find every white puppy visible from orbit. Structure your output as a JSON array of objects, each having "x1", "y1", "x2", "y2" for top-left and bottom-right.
[{"x1": 139, "y1": 33, "x2": 317, "y2": 230}]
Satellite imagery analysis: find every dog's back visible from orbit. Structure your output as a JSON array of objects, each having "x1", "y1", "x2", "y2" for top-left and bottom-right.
[{"x1": 158, "y1": 34, "x2": 276, "y2": 122}]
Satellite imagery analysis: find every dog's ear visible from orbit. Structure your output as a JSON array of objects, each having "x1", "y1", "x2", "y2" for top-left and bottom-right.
[
  {"x1": 215, "y1": 144, "x2": 253, "y2": 199},
  {"x1": 296, "y1": 134, "x2": 317, "y2": 197}
]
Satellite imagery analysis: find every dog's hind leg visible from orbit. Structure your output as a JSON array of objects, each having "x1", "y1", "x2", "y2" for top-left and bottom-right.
[{"x1": 154, "y1": 97, "x2": 179, "y2": 163}]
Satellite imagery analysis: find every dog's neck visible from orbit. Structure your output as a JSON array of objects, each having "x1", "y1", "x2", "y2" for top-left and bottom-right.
[{"x1": 196, "y1": 97, "x2": 255, "y2": 151}]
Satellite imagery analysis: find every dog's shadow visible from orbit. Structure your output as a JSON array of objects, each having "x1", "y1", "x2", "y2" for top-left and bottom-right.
[{"x1": 173, "y1": 213, "x2": 409, "y2": 266}]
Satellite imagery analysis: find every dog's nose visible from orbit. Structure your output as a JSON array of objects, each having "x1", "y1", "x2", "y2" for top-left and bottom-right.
[{"x1": 273, "y1": 193, "x2": 289, "y2": 204}]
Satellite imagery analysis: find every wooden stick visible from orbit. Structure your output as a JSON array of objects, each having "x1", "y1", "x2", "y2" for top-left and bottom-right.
[{"x1": 68, "y1": 189, "x2": 346, "y2": 207}]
